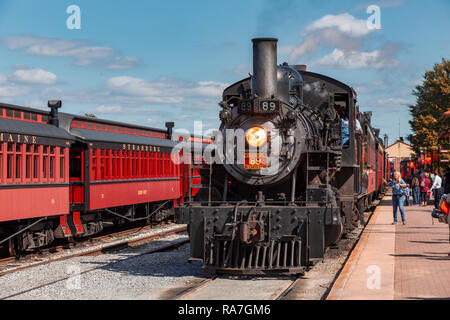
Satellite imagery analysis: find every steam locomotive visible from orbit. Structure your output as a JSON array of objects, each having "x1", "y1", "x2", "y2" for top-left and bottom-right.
[{"x1": 176, "y1": 38, "x2": 389, "y2": 275}]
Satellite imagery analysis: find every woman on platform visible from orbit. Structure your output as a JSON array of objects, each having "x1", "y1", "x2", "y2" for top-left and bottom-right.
[
  {"x1": 420, "y1": 172, "x2": 432, "y2": 206},
  {"x1": 384, "y1": 172, "x2": 408, "y2": 225}
]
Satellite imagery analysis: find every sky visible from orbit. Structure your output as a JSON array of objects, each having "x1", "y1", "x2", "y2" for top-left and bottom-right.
[{"x1": 0, "y1": 0, "x2": 448, "y2": 145}]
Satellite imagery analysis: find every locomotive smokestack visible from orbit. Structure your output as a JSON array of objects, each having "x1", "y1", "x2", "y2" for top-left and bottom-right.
[
  {"x1": 48, "y1": 100, "x2": 62, "y2": 127},
  {"x1": 252, "y1": 38, "x2": 278, "y2": 99}
]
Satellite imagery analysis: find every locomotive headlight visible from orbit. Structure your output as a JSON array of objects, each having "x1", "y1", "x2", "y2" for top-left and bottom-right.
[{"x1": 246, "y1": 127, "x2": 267, "y2": 147}]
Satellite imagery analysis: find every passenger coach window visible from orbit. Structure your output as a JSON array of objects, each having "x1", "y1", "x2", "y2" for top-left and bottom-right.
[
  {"x1": 42, "y1": 146, "x2": 48, "y2": 179},
  {"x1": 7, "y1": 154, "x2": 12, "y2": 179},
  {"x1": 60, "y1": 148, "x2": 65, "y2": 180},
  {"x1": 26, "y1": 154, "x2": 31, "y2": 179}
]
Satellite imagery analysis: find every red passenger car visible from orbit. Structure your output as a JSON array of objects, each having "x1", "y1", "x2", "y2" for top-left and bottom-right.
[
  {"x1": 0, "y1": 101, "x2": 208, "y2": 254},
  {"x1": 0, "y1": 102, "x2": 74, "y2": 251}
]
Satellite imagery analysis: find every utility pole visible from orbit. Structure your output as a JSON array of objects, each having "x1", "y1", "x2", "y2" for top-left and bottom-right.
[{"x1": 438, "y1": 145, "x2": 441, "y2": 174}]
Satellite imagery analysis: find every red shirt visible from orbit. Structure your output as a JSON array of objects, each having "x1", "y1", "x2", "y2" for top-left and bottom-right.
[{"x1": 420, "y1": 177, "x2": 431, "y2": 192}]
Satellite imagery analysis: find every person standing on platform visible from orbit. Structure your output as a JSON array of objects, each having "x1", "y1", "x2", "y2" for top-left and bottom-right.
[
  {"x1": 411, "y1": 173, "x2": 420, "y2": 205},
  {"x1": 384, "y1": 172, "x2": 408, "y2": 225},
  {"x1": 420, "y1": 172, "x2": 432, "y2": 206},
  {"x1": 430, "y1": 171, "x2": 443, "y2": 209},
  {"x1": 404, "y1": 184, "x2": 411, "y2": 206}
]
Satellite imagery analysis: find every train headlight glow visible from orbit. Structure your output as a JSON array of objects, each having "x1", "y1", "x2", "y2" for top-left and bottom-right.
[{"x1": 246, "y1": 127, "x2": 267, "y2": 147}]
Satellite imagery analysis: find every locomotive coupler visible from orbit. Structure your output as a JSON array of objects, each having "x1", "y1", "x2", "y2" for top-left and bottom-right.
[{"x1": 239, "y1": 221, "x2": 264, "y2": 244}]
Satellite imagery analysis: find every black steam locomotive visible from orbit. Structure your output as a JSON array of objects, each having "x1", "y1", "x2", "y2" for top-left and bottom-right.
[{"x1": 176, "y1": 38, "x2": 386, "y2": 275}]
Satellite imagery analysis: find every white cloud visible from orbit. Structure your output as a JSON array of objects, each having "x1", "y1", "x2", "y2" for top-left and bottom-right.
[
  {"x1": 177, "y1": 114, "x2": 193, "y2": 121},
  {"x1": 23, "y1": 99, "x2": 46, "y2": 109},
  {"x1": 287, "y1": 12, "x2": 402, "y2": 70},
  {"x1": 95, "y1": 105, "x2": 122, "y2": 113},
  {"x1": 315, "y1": 48, "x2": 397, "y2": 69},
  {"x1": 106, "y1": 56, "x2": 141, "y2": 70},
  {"x1": 305, "y1": 13, "x2": 372, "y2": 37},
  {"x1": 2, "y1": 35, "x2": 140, "y2": 69},
  {"x1": 0, "y1": 74, "x2": 7, "y2": 84},
  {"x1": 146, "y1": 118, "x2": 157, "y2": 124},
  {"x1": 106, "y1": 76, "x2": 227, "y2": 104},
  {"x1": 0, "y1": 85, "x2": 30, "y2": 97},
  {"x1": 289, "y1": 13, "x2": 374, "y2": 62},
  {"x1": 12, "y1": 68, "x2": 57, "y2": 84},
  {"x1": 376, "y1": 98, "x2": 411, "y2": 105}
]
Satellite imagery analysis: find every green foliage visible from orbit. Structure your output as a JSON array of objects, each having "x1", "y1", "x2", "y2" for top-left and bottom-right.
[{"x1": 409, "y1": 58, "x2": 450, "y2": 154}]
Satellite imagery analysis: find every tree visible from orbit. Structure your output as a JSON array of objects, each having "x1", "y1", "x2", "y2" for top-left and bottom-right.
[{"x1": 408, "y1": 58, "x2": 450, "y2": 155}]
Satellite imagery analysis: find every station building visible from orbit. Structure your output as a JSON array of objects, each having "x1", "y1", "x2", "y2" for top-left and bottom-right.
[{"x1": 386, "y1": 138, "x2": 415, "y2": 172}]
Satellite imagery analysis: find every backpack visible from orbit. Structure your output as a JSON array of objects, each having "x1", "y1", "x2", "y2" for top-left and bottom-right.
[{"x1": 440, "y1": 196, "x2": 449, "y2": 215}]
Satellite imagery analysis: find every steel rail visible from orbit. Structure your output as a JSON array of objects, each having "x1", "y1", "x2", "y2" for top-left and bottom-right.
[{"x1": 0, "y1": 225, "x2": 187, "y2": 278}]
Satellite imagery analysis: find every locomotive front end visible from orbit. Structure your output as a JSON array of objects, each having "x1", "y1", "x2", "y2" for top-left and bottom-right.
[
  {"x1": 218, "y1": 38, "x2": 314, "y2": 186},
  {"x1": 176, "y1": 38, "x2": 343, "y2": 276}
]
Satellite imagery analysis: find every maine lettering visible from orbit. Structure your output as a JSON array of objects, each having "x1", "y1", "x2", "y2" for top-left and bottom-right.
[{"x1": 0, "y1": 133, "x2": 37, "y2": 144}]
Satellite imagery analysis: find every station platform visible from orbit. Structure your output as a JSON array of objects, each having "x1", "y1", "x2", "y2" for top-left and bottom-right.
[{"x1": 327, "y1": 194, "x2": 450, "y2": 300}]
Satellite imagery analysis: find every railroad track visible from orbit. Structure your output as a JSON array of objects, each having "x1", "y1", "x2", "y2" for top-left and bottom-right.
[
  {"x1": 1, "y1": 220, "x2": 171, "y2": 260},
  {"x1": 0, "y1": 230, "x2": 189, "y2": 300},
  {"x1": 0, "y1": 224, "x2": 187, "y2": 277},
  {"x1": 1, "y1": 195, "x2": 386, "y2": 300},
  {"x1": 173, "y1": 274, "x2": 300, "y2": 300}
]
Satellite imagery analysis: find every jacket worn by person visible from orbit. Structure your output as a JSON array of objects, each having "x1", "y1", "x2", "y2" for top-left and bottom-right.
[
  {"x1": 411, "y1": 176, "x2": 420, "y2": 187},
  {"x1": 431, "y1": 175, "x2": 443, "y2": 191},
  {"x1": 389, "y1": 179, "x2": 406, "y2": 196},
  {"x1": 420, "y1": 177, "x2": 431, "y2": 193}
]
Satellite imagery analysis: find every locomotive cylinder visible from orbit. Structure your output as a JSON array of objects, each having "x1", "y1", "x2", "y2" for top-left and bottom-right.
[{"x1": 252, "y1": 38, "x2": 278, "y2": 99}]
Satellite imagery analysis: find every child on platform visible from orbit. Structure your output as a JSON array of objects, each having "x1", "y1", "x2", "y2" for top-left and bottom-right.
[{"x1": 404, "y1": 184, "x2": 411, "y2": 206}]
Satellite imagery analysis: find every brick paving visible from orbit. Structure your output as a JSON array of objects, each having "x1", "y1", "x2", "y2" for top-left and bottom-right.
[
  {"x1": 394, "y1": 202, "x2": 450, "y2": 299},
  {"x1": 327, "y1": 195, "x2": 450, "y2": 300}
]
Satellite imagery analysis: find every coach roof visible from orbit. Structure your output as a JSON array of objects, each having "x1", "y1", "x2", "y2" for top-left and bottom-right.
[
  {"x1": 68, "y1": 127, "x2": 176, "y2": 148},
  {"x1": 0, "y1": 116, "x2": 75, "y2": 141}
]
